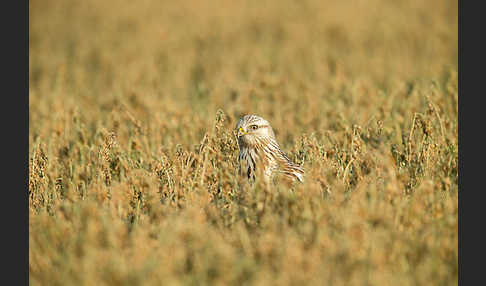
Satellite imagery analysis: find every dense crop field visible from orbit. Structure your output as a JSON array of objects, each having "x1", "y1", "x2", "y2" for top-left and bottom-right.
[{"x1": 29, "y1": 0, "x2": 458, "y2": 285}]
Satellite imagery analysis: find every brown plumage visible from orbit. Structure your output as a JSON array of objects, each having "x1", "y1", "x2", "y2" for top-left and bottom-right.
[{"x1": 235, "y1": 115, "x2": 304, "y2": 183}]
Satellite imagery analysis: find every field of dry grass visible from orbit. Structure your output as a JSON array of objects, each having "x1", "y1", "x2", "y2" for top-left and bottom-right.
[{"x1": 29, "y1": 0, "x2": 457, "y2": 285}]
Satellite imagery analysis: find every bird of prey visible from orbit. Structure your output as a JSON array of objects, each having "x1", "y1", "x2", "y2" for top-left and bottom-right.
[{"x1": 235, "y1": 114, "x2": 304, "y2": 183}]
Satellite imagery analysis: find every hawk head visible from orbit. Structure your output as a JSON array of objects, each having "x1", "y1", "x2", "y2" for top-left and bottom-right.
[{"x1": 235, "y1": 115, "x2": 276, "y2": 148}]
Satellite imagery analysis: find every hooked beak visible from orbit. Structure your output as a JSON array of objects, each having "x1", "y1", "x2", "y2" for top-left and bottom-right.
[{"x1": 237, "y1": 127, "x2": 246, "y2": 137}]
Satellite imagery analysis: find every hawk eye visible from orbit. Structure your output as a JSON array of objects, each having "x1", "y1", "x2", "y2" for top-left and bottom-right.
[{"x1": 249, "y1": 125, "x2": 259, "y2": 130}]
